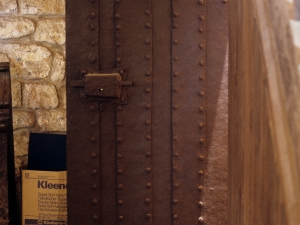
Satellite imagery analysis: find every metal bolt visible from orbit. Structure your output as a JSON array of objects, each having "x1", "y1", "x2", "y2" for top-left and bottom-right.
[
  {"x1": 146, "y1": 135, "x2": 152, "y2": 140},
  {"x1": 116, "y1": 25, "x2": 121, "y2": 30},
  {"x1": 173, "y1": 104, "x2": 178, "y2": 110},
  {"x1": 173, "y1": 215, "x2": 178, "y2": 220},
  {"x1": 92, "y1": 215, "x2": 98, "y2": 221},
  {"x1": 198, "y1": 0, "x2": 205, "y2": 5},
  {"x1": 146, "y1": 167, "x2": 151, "y2": 173},
  {"x1": 92, "y1": 198, "x2": 98, "y2": 204},
  {"x1": 199, "y1": 123, "x2": 204, "y2": 128},
  {"x1": 91, "y1": 153, "x2": 97, "y2": 158},
  {"x1": 199, "y1": 75, "x2": 205, "y2": 80},
  {"x1": 146, "y1": 152, "x2": 152, "y2": 157},
  {"x1": 199, "y1": 155, "x2": 205, "y2": 160},
  {"x1": 199, "y1": 106, "x2": 204, "y2": 112},
  {"x1": 199, "y1": 60, "x2": 205, "y2": 66},
  {"x1": 146, "y1": 183, "x2": 152, "y2": 188},
  {"x1": 145, "y1": 39, "x2": 151, "y2": 44},
  {"x1": 174, "y1": 183, "x2": 179, "y2": 188},
  {"x1": 145, "y1": 23, "x2": 152, "y2": 28},
  {"x1": 117, "y1": 184, "x2": 123, "y2": 190},
  {"x1": 90, "y1": 41, "x2": 96, "y2": 46},
  {"x1": 92, "y1": 170, "x2": 97, "y2": 175},
  {"x1": 146, "y1": 70, "x2": 152, "y2": 76},
  {"x1": 145, "y1": 10, "x2": 151, "y2": 15},
  {"x1": 173, "y1": 136, "x2": 178, "y2": 141},
  {"x1": 117, "y1": 153, "x2": 122, "y2": 159},
  {"x1": 90, "y1": 57, "x2": 96, "y2": 63},
  {"x1": 173, "y1": 71, "x2": 179, "y2": 76},
  {"x1": 91, "y1": 137, "x2": 96, "y2": 142},
  {"x1": 115, "y1": 13, "x2": 121, "y2": 19},
  {"x1": 199, "y1": 91, "x2": 205, "y2": 96},
  {"x1": 89, "y1": 24, "x2": 95, "y2": 30},
  {"x1": 116, "y1": 121, "x2": 122, "y2": 126},
  {"x1": 145, "y1": 55, "x2": 151, "y2": 60},
  {"x1": 117, "y1": 137, "x2": 123, "y2": 143},
  {"x1": 116, "y1": 58, "x2": 122, "y2": 63},
  {"x1": 147, "y1": 214, "x2": 152, "y2": 219},
  {"x1": 198, "y1": 186, "x2": 204, "y2": 191},
  {"x1": 173, "y1": 39, "x2": 179, "y2": 44},
  {"x1": 173, "y1": 87, "x2": 178, "y2": 92},
  {"x1": 199, "y1": 15, "x2": 205, "y2": 20},
  {"x1": 174, "y1": 57, "x2": 179, "y2": 61},
  {"x1": 118, "y1": 169, "x2": 123, "y2": 174},
  {"x1": 145, "y1": 198, "x2": 151, "y2": 204},
  {"x1": 145, "y1": 120, "x2": 151, "y2": 125},
  {"x1": 118, "y1": 216, "x2": 124, "y2": 220},
  {"x1": 198, "y1": 28, "x2": 204, "y2": 33},
  {"x1": 173, "y1": 199, "x2": 178, "y2": 204},
  {"x1": 198, "y1": 217, "x2": 205, "y2": 223},
  {"x1": 199, "y1": 44, "x2": 205, "y2": 49},
  {"x1": 90, "y1": 12, "x2": 96, "y2": 19},
  {"x1": 199, "y1": 138, "x2": 205, "y2": 143},
  {"x1": 198, "y1": 170, "x2": 204, "y2": 175},
  {"x1": 174, "y1": 153, "x2": 179, "y2": 157},
  {"x1": 118, "y1": 200, "x2": 123, "y2": 205},
  {"x1": 146, "y1": 104, "x2": 151, "y2": 109},
  {"x1": 173, "y1": 11, "x2": 179, "y2": 17},
  {"x1": 198, "y1": 201, "x2": 204, "y2": 206}
]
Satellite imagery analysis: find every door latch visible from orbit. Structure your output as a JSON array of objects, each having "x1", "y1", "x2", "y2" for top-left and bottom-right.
[{"x1": 71, "y1": 68, "x2": 132, "y2": 104}]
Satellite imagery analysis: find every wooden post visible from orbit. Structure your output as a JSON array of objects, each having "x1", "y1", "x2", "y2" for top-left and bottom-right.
[{"x1": 0, "y1": 62, "x2": 17, "y2": 225}]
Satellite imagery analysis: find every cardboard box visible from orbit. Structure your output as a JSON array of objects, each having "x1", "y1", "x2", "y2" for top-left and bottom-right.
[{"x1": 22, "y1": 170, "x2": 67, "y2": 225}]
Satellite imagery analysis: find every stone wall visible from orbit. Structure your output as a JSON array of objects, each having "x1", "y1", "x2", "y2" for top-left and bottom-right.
[{"x1": 0, "y1": 0, "x2": 66, "y2": 198}]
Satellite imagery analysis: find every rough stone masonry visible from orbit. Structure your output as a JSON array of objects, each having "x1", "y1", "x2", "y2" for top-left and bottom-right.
[{"x1": 0, "y1": 0, "x2": 66, "y2": 197}]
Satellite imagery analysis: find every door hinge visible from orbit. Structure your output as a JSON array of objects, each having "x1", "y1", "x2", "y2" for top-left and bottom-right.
[{"x1": 71, "y1": 68, "x2": 132, "y2": 104}]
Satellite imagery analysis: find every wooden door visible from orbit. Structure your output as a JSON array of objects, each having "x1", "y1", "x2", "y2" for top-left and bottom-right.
[{"x1": 66, "y1": 1, "x2": 228, "y2": 224}]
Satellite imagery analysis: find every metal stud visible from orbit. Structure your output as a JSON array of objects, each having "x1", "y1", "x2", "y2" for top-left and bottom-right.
[
  {"x1": 146, "y1": 70, "x2": 152, "y2": 76},
  {"x1": 116, "y1": 121, "x2": 122, "y2": 126},
  {"x1": 199, "y1": 123, "x2": 204, "y2": 128},
  {"x1": 145, "y1": 198, "x2": 151, "y2": 204},
  {"x1": 146, "y1": 183, "x2": 152, "y2": 188},
  {"x1": 90, "y1": 41, "x2": 96, "y2": 46},
  {"x1": 90, "y1": 12, "x2": 96, "y2": 19},
  {"x1": 145, "y1": 39, "x2": 151, "y2": 44},
  {"x1": 145, "y1": 120, "x2": 151, "y2": 125},
  {"x1": 118, "y1": 169, "x2": 123, "y2": 174},
  {"x1": 199, "y1": 44, "x2": 205, "y2": 49},
  {"x1": 92, "y1": 215, "x2": 98, "y2": 221},
  {"x1": 92, "y1": 198, "x2": 98, "y2": 205},
  {"x1": 91, "y1": 137, "x2": 96, "y2": 142},
  {"x1": 145, "y1": 23, "x2": 152, "y2": 28},
  {"x1": 199, "y1": 138, "x2": 205, "y2": 144},
  {"x1": 91, "y1": 153, "x2": 97, "y2": 158},
  {"x1": 198, "y1": 201, "x2": 204, "y2": 207},
  {"x1": 145, "y1": 10, "x2": 151, "y2": 15},
  {"x1": 199, "y1": 15, "x2": 205, "y2": 20},
  {"x1": 199, "y1": 75, "x2": 205, "y2": 80},
  {"x1": 199, "y1": 91, "x2": 205, "y2": 96},
  {"x1": 173, "y1": 39, "x2": 179, "y2": 44},
  {"x1": 146, "y1": 104, "x2": 151, "y2": 109},
  {"x1": 173, "y1": 215, "x2": 178, "y2": 220},
  {"x1": 173, "y1": 11, "x2": 179, "y2": 17},
  {"x1": 173, "y1": 87, "x2": 178, "y2": 92},
  {"x1": 117, "y1": 106, "x2": 122, "y2": 111},
  {"x1": 173, "y1": 199, "x2": 179, "y2": 204},
  {"x1": 173, "y1": 71, "x2": 179, "y2": 77},
  {"x1": 173, "y1": 22, "x2": 178, "y2": 28},
  {"x1": 198, "y1": 217, "x2": 205, "y2": 223},
  {"x1": 146, "y1": 167, "x2": 151, "y2": 173},
  {"x1": 199, "y1": 60, "x2": 205, "y2": 66},
  {"x1": 174, "y1": 153, "x2": 179, "y2": 157},
  {"x1": 89, "y1": 24, "x2": 95, "y2": 30},
  {"x1": 147, "y1": 214, "x2": 152, "y2": 219},
  {"x1": 199, "y1": 106, "x2": 204, "y2": 112},
  {"x1": 90, "y1": 105, "x2": 95, "y2": 111},
  {"x1": 118, "y1": 216, "x2": 124, "y2": 221},
  {"x1": 173, "y1": 104, "x2": 178, "y2": 110},
  {"x1": 198, "y1": 170, "x2": 204, "y2": 175},
  {"x1": 146, "y1": 135, "x2": 152, "y2": 140},
  {"x1": 174, "y1": 57, "x2": 179, "y2": 61},
  {"x1": 117, "y1": 184, "x2": 123, "y2": 190},
  {"x1": 115, "y1": 13, "x2": 121, "y2": 19},
  {"x1": 116, "y1": 58, "x2": 122, "y2": 63},
  {"x1": 199, "y1": 155, "x2": 205, "y2": 160},
  {"x1": 81, "y1": 69, "x2": 87, "y2": 74},
  {"x1": 92, "y1": 170, "x2": 97, "y2": 175},
  {"x1": 117, "y1": 137, "x2": 123, "y2": 143},
  {"x1": 118, "y1": 200, "x2": 123, "y2": 205},
  {"x1": 146, "y1": 152, "x2": 152, "y2": 157},
  {"x1": 174, "y1": 183, "x2": 179, "y2": 188},
  {"x1": 117, "y1": 153, "x2": 122, "y2": 159},
  {"x1": 116, "y1": 25, "x2": 121, "y2": 30},
  {"x1": 145, "y1": 55, "x2": 151, "y2": 60},
  {"x1": 198, "y1": 28, "x2": 204, "y2": 33},
  {"x1": 92, "y1": 184, "x2": 97, "y2": 190},
  {"x1": 198, "y1": 0, "x2": 205, "y2": 5},
  {"x1": 198, "y1": 185, "x2": 204, "y2": 191}
]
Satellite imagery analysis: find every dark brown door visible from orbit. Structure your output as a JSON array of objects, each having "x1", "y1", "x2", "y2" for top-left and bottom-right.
[{"x1": 66, "y1": 1, "x2": 228, "y2": 224}]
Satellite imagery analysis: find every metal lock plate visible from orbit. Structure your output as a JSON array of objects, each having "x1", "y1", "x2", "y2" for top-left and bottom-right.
[{"x1": 85, "y1": 73, "x2": 122, "y2": 98}]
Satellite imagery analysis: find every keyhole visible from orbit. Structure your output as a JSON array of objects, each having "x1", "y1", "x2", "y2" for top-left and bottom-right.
[{"x1": 99, "y1": 88, "x2": 104, "y2": 92}]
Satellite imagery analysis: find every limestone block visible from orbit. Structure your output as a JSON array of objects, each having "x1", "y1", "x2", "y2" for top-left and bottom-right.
[
  {"x1": 0, "y1": 17, "x2": 35, "y2": 39},
  {"x1": 0, "y1": 53, "x2": 9, "y2": 62},
  {"x1": 0, "y1": 0, "x2": 17, "y2": 13},
  {"x1": 12, "y1": 110, "x2": 34, "y2": 130},
  {"x1": 23, "y1": 83, "x2": 59, "y2": 109},
  {"x1": 34, "y1": 19, "x2": 65, "y2": 44},
  {"x1": 36, "y1": 110, "x2": 66, "y2": 132},
  {"x1": 51, "y1": 53, "x2": 65, "y2": 82},
  {"x1": 11, "y1": 81, "x2": 22, "y2": 108},
  {"x1": 0, "y1": 44, "x2": 52, "y2": 78},
  {"x1": 59, "y1": 86, "x2": 66, "y2": 108},
  {"x1": 14, "y1": 131, "x2": 29, "y2": 157},
  {"x1": 19, "y1": 0, "x2": 65, "y2": 15},
  {"x1": 290, "y1": 20, "x2": 300, "y2": 48}
]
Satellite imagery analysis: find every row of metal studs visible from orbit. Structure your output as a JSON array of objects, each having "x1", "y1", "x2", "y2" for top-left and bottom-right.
[
  {"x1": 171, "y1": 0, "x2": 207, "y2": 223},
  {"x1": 115, "y1": 1, "x2": 154, "y2": 222},
  {"x1": 87, "y1": 0, "x2": 99, "y2": 221}
]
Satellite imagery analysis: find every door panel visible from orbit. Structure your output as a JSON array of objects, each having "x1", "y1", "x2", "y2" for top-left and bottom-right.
[{"x1": 66, "y1": 1, "x2": 228, "y2": 224}]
